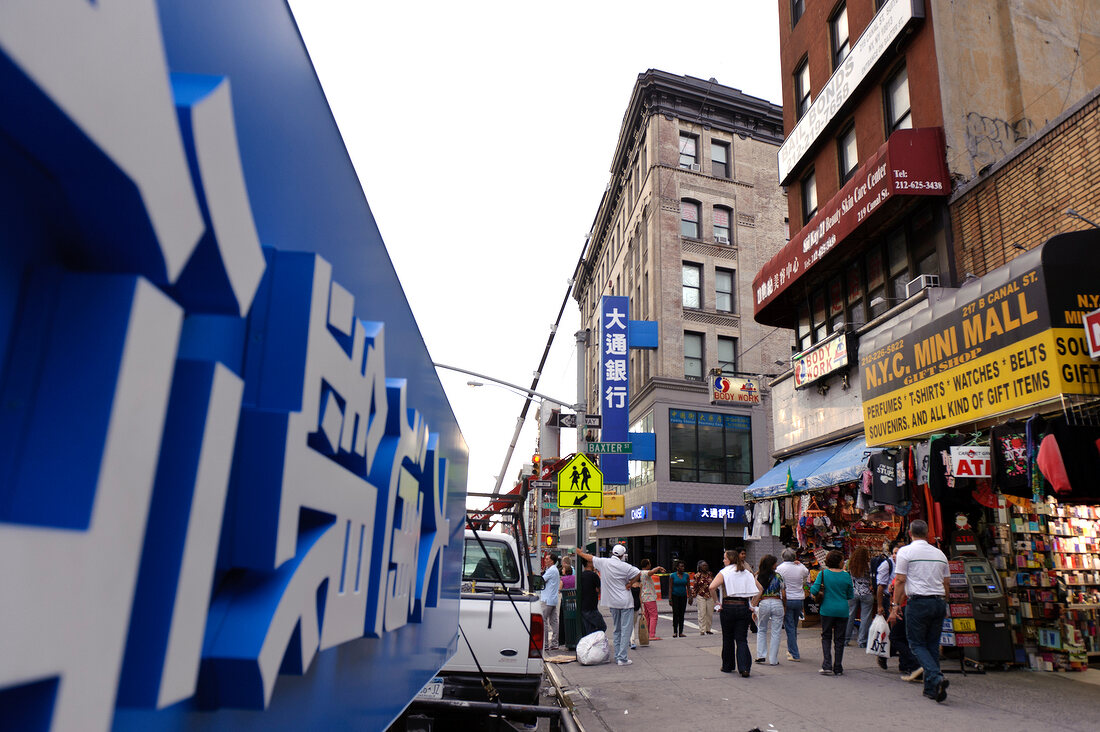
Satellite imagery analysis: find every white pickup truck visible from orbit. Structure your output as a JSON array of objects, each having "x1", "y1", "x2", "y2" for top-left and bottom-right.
[{"x1": 414, "y1": 529, "x2": 545, "y2": 713}]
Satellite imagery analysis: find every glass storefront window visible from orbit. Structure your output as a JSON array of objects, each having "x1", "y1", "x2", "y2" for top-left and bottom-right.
[{"x1": 669, "y1": 410, "x2": 753, "y2": 484}]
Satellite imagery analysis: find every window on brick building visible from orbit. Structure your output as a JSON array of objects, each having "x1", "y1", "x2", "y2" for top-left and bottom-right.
[
  {"x1": 716, "y1": 268, "x2": 735, "y2": 313},
  {"x1": 831, "y1": 3, "x2": 850, "y2": 69},
  {"x1": 682, "y1": 262, "x2": 702, "y2": 309},
  {"x1": 713, "y1": 206, "x2": 732, "y2": 243},
  {"x1": 711, "y1": 140, "x2": 730, "y2": 178},
  {"x1": 684, "y1": 332, "x2": 704, "y2": 379},
  {"x1": 801, "y1": 169, "x2": 818, "y2": 224},
  {"x1": 885, "y1": 65, "x2": 912, "y2": 133},
  {"x1": 838, "y1": 123, "x2": 858, "y2": 183},
  {"x1": 718, "y1": 336, "x2": 738, "y2": 374},
  {"x1": 679, "y1": 132, "x2": 699, "y2": 169},
  {"x1": 680, "y1": 199, "x2": 700, "y2": 238},
  {"x1": 795, "y1": 59, "x2": 811, "y2": 119},
  {"x1": 791, "y1": 0, "x2": 805, "y2": 27}
]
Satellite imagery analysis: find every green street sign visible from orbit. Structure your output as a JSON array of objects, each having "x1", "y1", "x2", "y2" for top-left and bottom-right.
[{"x1": 585, "y1": 441, "x2": 632, "y2": 454}]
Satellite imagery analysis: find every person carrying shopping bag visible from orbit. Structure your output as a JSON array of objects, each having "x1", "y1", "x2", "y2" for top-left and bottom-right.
[{"x1": 810, "y1": 549, "x2": 854, "y2": 676}]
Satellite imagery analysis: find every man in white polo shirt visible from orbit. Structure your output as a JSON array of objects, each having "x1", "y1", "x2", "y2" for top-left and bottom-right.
[
  {"x1": 889, "y1": 520, "x2": 950, "y2": 703},
  {"x1": 576, "y1": 544, "x2": 641, "y2": 666}
]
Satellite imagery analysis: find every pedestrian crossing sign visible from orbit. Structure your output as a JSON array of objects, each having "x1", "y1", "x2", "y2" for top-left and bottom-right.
[{"x1": 556, "y1": 453, "x2": 603, "y2": 509}]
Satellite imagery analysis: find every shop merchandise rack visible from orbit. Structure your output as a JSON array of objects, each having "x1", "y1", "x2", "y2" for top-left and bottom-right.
[{"x1": 994, "y1": 500, "x2": 1100, "y2": 671}]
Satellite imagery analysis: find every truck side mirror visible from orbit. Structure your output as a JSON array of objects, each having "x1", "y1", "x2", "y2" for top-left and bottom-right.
[{"x1": 529, "y1": 574, "x2": 545, "y2": 591}]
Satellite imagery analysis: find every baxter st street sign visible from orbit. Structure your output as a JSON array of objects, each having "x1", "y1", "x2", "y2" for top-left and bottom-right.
[{"x1": 585, "y1": 441, "x2": 633, "y2": 454}]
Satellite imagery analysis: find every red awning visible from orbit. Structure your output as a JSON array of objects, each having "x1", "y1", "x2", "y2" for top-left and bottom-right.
[{"x1": 753, "y1": 128, "x2": 949, "y2": 326}]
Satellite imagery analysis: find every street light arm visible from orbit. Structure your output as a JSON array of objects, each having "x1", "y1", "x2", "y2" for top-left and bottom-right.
[{"x1": 432, "y1": 363, "x2": 581, "y2": 410}]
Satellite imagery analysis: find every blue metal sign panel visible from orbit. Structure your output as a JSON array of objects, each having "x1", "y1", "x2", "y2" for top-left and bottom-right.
[
  {"x1": 0, "y1": 2, "x2": 466, "y2": 730},
  {"x1": 599, "y1": 296, "x2": 630, "y2": 484},
  {"x1": 600, "y1": 503, "x2": 746, "y2": 526}
]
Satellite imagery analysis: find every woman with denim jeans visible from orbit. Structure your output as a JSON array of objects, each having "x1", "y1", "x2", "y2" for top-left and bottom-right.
[
  {"x1": 845, "y1": 546, "x2": 874, "y2": 647},
  {"x1": 810, "y1": 549, "x2": 854, "y2": 675},
  {"x1": 752, "y1": 555, "x2": 787, "y2": 665}
]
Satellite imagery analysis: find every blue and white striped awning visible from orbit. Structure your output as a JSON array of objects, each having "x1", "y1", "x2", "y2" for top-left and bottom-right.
[{"x1": 744, "y1": 437, "x2": 880, "y2": 500}]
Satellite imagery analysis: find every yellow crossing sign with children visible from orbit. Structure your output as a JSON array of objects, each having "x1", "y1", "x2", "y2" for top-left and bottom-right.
[{"x1": 556, "y1": 453, "x2": 603, "y2": 509}]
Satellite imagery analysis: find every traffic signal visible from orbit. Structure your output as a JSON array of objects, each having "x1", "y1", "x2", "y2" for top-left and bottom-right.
[
  {"x1": 541, "y1": 529, "x2": 557, "y2": 547},
  {"x1": 531, "y1": 453, "x2": 541, "y2": 477}
]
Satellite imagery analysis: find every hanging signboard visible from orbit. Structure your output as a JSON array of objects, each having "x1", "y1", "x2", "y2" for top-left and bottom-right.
[
  {"x1": 600, "y1": 295, "x2": 630, "y2": 484},
  {"x1": 949, "y1": 445, "x2": 992, "y2": 478},
  {"x1": 794, "y1": 333, "x2": 853, "y2": 388},
  {"x1": 712, "y1": 375, "x2": 763, "y2": 404}
]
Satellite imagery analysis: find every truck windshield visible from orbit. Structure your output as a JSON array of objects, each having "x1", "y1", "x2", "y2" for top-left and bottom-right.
[{"x1": 463, "y1": 538, "x2": 520, "y2": 583}]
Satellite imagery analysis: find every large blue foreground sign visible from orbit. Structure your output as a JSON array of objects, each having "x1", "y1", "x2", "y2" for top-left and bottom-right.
[{"x1": 0, "y1": 2, "x2": 466, "y2": 730}]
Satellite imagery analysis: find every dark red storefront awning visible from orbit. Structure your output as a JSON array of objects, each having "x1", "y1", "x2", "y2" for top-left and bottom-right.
[{"x1": 753, "y1": 128, "x2": 950, "y2": 327}]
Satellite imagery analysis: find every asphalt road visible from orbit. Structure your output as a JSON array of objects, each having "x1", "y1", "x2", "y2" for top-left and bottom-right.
[{"x1": 547, "y1": 602, "x2": 1100, "y2": 732}]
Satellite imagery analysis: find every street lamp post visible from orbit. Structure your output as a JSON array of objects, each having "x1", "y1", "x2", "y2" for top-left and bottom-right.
[{"x1": 433, "y1": 362, "x2": 583, "y2": 498}]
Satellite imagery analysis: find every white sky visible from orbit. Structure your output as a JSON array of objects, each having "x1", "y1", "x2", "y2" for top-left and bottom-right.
[{"x1": 288, "y1": 1, "x2": 782, "y2": 508}]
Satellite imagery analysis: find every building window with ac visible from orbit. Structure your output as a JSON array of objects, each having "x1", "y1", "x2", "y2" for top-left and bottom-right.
[
  {"x1": 838, "y1": 123, "x2": 858, "y2": 183},
  {"x1": 887, "y1": 228, "x2": 910, "y2": 300},
  {"x1": 680, "y1": 199, "x2": 700, "y2": 238},
  {"x1": 885, "y1": 65, "x2": 912, "y2": 133},
  {"x1": 711, "y1": 140, "x2": 730, "y2": 178},
  {"x1": 801, "y1": 169, "x2": 817, "y2": 225},
  {"x1": 679, "y1": 132, "x2": 698, "y2": 169},
  {"x1": 682, "y1": 262, "x2": 702, "y2": 309},
  {"x1": 716, "y1": 268, "x2": 735, "y2": 313},
  {"x1": 713, "y1": 206, "x2": 731, "y2": 244},
  {"x1": 669, "y1": 410, "x2": 753, "y2": 484},
  {"x1": 684, "y1": 332, "x2": 703, "y2": 380},
  {"x1": 831, "y1": 3, "x2": 850, "y2": 69},
  {"x1": 791, "y1": 0, "x2": 805, "y2": 27},
  {"x1": 718, "y1": 336, "x2": 738, "y2": 374},
  {"x1": 795, "y1": 58, "x2": 811, "y2": 119}
]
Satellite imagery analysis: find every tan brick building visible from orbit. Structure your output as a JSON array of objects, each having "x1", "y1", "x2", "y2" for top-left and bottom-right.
[{"x1": 571, "y1": 70, "x2": 789, "y2": 564}]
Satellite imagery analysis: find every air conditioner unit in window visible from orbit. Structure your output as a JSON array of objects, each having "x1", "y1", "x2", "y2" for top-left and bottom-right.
[
  {"x1": 715, "y1": 236, "x2": 730, "y2": 245},
  {"x1": 690, "y1": 163, "x2": 701, "y2": 172},
  {"x1": 905, "y1": 273, "x2": 940, "y2": 298}
]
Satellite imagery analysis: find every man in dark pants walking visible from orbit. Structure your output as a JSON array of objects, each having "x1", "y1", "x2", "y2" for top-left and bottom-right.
[{"x1": 891, "y1": 520, "x2": 951, "y2": 703}]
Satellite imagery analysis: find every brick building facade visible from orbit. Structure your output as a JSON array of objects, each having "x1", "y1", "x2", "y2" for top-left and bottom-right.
[{"x1": 571, "y1": 70, "x2": 789, "y2": 566}]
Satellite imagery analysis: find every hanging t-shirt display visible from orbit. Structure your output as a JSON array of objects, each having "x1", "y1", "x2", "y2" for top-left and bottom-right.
[
  {"x1": 1037, "y1": 418, "x2": 1100, "y2": 500},
  {"x1": 992, "y1": 421, "x2": 1030, "y2": 497},
  {"x1": 929, "y1": 435, "x2": 975, "y2": 503},
  {"x1": 869, "y1": 450, "x2": 906, "y2": 506}
]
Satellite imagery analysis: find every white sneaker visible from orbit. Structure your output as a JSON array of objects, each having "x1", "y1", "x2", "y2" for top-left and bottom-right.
[{"x1": 617, "y1": 659, "x2": 633, "y2": 666}]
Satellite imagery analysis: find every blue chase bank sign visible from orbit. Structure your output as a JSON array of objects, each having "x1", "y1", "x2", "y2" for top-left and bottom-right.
[{"x1": 0, "y1": 2, "x2": 466, "y2": 730}]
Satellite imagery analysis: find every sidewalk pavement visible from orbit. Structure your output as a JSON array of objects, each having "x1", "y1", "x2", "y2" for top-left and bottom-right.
[{"x1": 548, "y1": 599, "x2": 1100, "y2": 732}]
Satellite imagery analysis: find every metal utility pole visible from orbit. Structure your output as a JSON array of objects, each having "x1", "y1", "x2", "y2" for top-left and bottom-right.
[{"x1": 575, "y1": 328, "x2": 588, "y2": 552}]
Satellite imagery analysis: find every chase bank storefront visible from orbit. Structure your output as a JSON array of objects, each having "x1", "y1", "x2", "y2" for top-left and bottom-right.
[{"x1": 0, "y1": 4, "x2": 466, "y2": 730}]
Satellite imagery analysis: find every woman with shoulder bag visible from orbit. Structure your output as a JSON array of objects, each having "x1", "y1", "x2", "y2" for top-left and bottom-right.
[{"x1": 810, "y1": 549, "x2": 854, "y2": 676}]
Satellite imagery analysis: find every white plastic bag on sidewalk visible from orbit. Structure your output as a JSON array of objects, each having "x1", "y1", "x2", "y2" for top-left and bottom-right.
[
  {"x1": 576, "y1": 630, "x2": 611, "y2": 665},
  {"x1": 866, "y1": 614, "x2": 891, "y2": 658}
]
